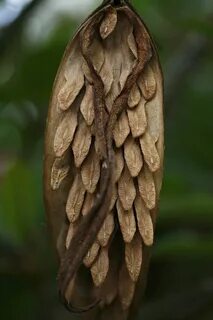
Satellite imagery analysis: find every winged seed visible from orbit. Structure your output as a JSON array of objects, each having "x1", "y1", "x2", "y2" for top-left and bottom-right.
[
  {"x1": 134, "y1": 193, "x2": 154, "y2": 246},
  {"x1": 54, "y1": 110, "x2": 77, "y2": 157},
  {"x1": 51, "y1": 158, "x2": 69, "y2": 190},
  {"x1": 124, "y1": 136, "x2": 143, "y2": 177},
  {"x1": 118, "y1": 166, "x2": 136, "y2": 211},
  {"x1": 117, "y1": 200, "x2": 136, "y2": 243},
  {"x1": 58, "y1": 57, "x2": 84, "y2": 111},
  {"x1": 81, "y1": 147, "x2": 100, "y2": 193},
  {"x1": 138, "y1": 165, "x2": 156, "y2": 210},
  {"x1": 91, "y1": 248, "x2": 109, "y2": 287},
  {"x1": 127, "y1": 97, "x2": 147, "y2": 138},
  {"x1": 66, "y1": 174, "x2": 85, "y2": 223},
  {"x1": 125, "y1": 233, "x2": 142, "y2": 282},
  {"x1": 100, "y1": 7, "x2": 117, "y2": 39},
  {"x1": 138, "y1": 64, "x2": 156, "y2": 101},
  {"x1": 114, "y1": 148, "x2": 124, "y2": 182},
  {"x1": 113, "y1": 111, "x2": 130, "y2": 148},
  {"x1": 72, "y1": 120, "x2": 92, "y2": 167},
  {"x1": 128, "y1": 83, "x2": 141, "y2": 108},
  {"x1": 140, "y1": 132, "x2": 160, "y2": 172},
  {"x1": 83, "y1": 242, "x2": 100, "y2": 268},
  {"x1": 80, "y1": 84, "x2": 95, "y2": 125},
  {"x1": 97, "y1": 213, "x2": 114, "y2": 247}
]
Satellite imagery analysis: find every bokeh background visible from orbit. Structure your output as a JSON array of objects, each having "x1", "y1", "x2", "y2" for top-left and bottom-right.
[{"x1": 0, "y1": 0, "x2": 212, "y2": 319}]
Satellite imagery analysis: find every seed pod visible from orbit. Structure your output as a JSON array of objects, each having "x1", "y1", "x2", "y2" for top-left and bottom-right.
[{"x1": 44, "y1": 0, "x2": 164, "y2": 317}]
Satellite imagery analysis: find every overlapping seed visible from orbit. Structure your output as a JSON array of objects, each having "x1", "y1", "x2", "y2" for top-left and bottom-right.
[
  {"x1": 138, "y1": 165, "x2": 156, "y2": 210},
  {"x1": 125, "y1": 233, "x2": 142, "y2": 282},
  {"x1": 117, "y1": 200, "x2": 136, "y2": 243},
  {"x1": 124, "y1": 136, "x2": 143, "y2": 177},
  {"x1": 118, "y1": 166, "x2": 136, "y2": 211},
  {"x1": 66, "y1": 174, "x2": 85, "y2": 223},
  {"x1": 91, "y1": 248, "x2": 109, "y2": 287},
  {"x1": 134, "y1": 193, "x2": 154, "y2": 246}
]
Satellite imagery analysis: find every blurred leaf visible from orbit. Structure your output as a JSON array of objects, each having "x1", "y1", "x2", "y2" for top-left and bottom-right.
[{"x1": 0, "y1": 161, "x2": 42, "y2": 244}]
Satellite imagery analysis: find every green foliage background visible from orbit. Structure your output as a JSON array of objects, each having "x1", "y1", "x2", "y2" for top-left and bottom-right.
[{"x1": 0, "y1": 0, "x2": 212, "y2": 319}]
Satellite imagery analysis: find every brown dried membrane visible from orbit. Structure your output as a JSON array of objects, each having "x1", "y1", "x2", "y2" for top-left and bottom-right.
[
  {"x1": 116, "y1": 199, "x2": 136, "y2": 243},
  {"x1": 124, "y1": 136, "x2": 143, "y2": 177},
  {"x1": 134, "y1": 193, "x2": 154, "y2": 246},
  {"x1": 145, "y1": 93, "x2": 161, "y2": 143},
  {"x1": 44, "y1": 1, "x2": 164, "y2": 316},
  {"x1": 125, "y1": 233, "x2": 142, "y2": 282}
]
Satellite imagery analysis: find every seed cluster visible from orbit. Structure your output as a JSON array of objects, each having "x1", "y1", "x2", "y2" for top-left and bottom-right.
[{"x1": 45, "y1": 3, "x2": 164, "y2": 314}]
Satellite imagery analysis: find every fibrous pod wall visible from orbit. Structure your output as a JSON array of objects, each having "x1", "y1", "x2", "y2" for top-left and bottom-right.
[{"x1": 44, "y1": 0, "x2": 164, "y2": 319}]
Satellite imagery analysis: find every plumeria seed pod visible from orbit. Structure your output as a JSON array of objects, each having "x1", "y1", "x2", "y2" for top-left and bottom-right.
[{"x1": 44, "y1": 0, "x2": 164, "y2": 318}]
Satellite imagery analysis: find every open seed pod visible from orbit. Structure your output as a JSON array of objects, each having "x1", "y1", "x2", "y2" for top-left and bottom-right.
[{"x1": 44, "y1": 0, "x2": 164, "y2": 319}]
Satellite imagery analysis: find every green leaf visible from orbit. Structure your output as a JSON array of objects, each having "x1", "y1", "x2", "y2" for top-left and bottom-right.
[{"x1": 0, "y1": 161, "x2": 41, "y2": 244}]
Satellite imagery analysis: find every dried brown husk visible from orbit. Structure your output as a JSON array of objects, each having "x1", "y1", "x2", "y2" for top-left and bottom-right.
[{"x1": 44, "y1": 2, "x2": 164, "y2": 316}]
